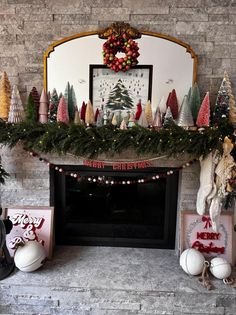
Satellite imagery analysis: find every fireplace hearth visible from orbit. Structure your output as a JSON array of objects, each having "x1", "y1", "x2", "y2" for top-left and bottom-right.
[{"x1": 51, "y1": 166, "x2": 179, "y2": 248}]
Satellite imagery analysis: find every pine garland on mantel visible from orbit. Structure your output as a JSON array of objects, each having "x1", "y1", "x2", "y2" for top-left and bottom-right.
[{"x1": 0, "y1": 119, "x2": 234, "y2": 159}]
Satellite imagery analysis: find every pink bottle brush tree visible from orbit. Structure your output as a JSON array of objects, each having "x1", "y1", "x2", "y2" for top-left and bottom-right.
[
  {"x1": 196, "y1": 92, "x2": 210, "y2": 128},
  {"x1": 57, "y1": 96, "x2": 69, "y2": 124},
  {"x1": 39, "y1": 88, "x2": 49, "y2": 123}
]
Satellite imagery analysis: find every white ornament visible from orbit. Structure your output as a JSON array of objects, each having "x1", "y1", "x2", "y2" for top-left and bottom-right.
[
  {"x1": 210, "y1": 257, "x2": 231, "y2": 279},
  {"x1": 14, "y1": 241, "x2": 47, "y2": 272},
  {"x1": 179, "y1": 248, "x2": 205, "y2": 276}
]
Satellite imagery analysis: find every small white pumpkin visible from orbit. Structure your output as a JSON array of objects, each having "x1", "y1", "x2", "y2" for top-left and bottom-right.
[
  {"x1": 210, "y1": 257, "x2": 231, "y2": 279},
  {"x1": 14, "y1": 241, "x2": 47, "y2": 272},
  {"x1": 180, "y1": 248, "x2": 205, "y2": 276}
]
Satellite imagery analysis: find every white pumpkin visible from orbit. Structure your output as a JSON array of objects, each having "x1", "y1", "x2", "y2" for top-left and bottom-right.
[
  {"x1": 210, "y1": 257, "x2": 231, "y2": 279},
  {"x1": 180, "y1": 248, "x2": 205, "y2": 276},
  {"x1": 14, "y1": 241, "x2": 47, "y2": 272}
]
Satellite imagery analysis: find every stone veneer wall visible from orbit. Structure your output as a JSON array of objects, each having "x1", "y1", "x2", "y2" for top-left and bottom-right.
[
  {"x1": 0, "y1": 0, "x2": 236, "y2": 103},
  {"x1": 0, "y1": 0, "x2": 235, "y2": 248}
]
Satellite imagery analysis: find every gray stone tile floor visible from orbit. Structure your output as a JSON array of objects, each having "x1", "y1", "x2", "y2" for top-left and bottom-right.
[{"x1": 0, "y1": 246, "x2": 236, "y2": 315}]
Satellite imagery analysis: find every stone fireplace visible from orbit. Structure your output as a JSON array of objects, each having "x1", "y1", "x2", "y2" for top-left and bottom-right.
[{"x1": 0, "y1": 143, "x2": 200, "y2": 252}]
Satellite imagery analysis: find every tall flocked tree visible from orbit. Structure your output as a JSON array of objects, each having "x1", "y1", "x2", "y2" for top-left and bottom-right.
[
  {"x1": 0, "y1": 71, "x2": 11, "y2": 121},
  {"x1": 212, "y1": 75, "x2": 230, "y2": 125},
  {"x1": 223, "y1": 71, "x2": 236, "y2": 126}
]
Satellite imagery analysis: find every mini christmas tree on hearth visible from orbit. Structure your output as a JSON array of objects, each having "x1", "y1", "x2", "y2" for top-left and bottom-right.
[
  {"x1": 39, "y1": 88, "x2": 49, "y2": 123},
  {"x1": 48, "y1": 88, "x2": 59, "y2": 123},
  {"x1": 0, "y1": 71, "x2": 11, "y2": 121},
  {"x1": 189, "y1": 82, "x2": 201, "y2": 123},
  {"x1": 8, "y1": 85, "x2": 25, "y2": 123},
  {"x1": 196, "y1": 92, "x2": 210, "y2": 128},
  {"x1": 212, "y1": 74, "x2": 230, "y2": 125},
  {"x1": 57, "y1": 96, "x2": 69, "y2": 124}
]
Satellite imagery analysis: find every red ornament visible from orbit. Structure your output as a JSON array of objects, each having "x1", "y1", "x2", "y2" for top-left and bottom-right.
[{"x1": 102, "y1": 35, "x2": 140, "y2": 72}]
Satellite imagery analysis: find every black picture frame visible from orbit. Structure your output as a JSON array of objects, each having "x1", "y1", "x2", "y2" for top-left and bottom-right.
[{"x1": 89, "y1": 64, "x2": 153, "y2": 112}]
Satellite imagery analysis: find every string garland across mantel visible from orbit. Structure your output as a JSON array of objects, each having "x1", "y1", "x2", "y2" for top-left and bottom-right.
[
  {"x1": 0, "y1": 119, "x2": 234, "y2": 159},
  {"x1": 25, "y1": 148, "x2": 198, "y2": 185}
]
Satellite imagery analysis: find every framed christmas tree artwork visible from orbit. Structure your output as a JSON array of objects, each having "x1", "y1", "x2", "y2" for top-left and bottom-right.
[{"x1": 89, "y1": 65, "x2": 153, "y2": 114}]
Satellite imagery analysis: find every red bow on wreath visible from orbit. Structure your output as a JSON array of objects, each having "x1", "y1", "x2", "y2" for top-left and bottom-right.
[
  {"x1": 102, "y1": 33, "x2": 140, "y2": 72},
  {"x1": 202, "y1": 216, "x2": 212, "y2": 229}
]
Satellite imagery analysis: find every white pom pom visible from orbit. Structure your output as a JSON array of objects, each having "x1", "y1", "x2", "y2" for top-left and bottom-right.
[
  {"x1": 210, "y1": 257, "x2": 231, "y2": 279},
  {"x1": 14, "y1": 241, "x2": 47, "y2": 272},
  {"x1": 180, "y1": 248, "x2": 205, "y2": 276}
]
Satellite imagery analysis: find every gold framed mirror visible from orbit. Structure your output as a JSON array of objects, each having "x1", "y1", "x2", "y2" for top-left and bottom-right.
[{"x1": 44, "y1": 23, "x2": 197, "y2": 111}]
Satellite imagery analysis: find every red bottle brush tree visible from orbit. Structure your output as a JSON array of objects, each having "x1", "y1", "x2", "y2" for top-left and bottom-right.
[
  {"x1": 167, "y1": 89, "x2": 178, "y2": 120},
  {"x1": 80, "y1": 101, "x2": 87, "y2": 122},
  {"x1": 196, "y1": 92, "x2": 210, "y2": 128},
  {"x1": 57, "y1": 96, "x2": 69, "y2": 124},
  {"x1": 135, "y1": 99, "x2": 142, "y2": 120}
]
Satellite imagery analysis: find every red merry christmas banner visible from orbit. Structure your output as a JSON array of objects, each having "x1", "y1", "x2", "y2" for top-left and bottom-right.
[{"x1": 83, "y1": 159, "x2": 152, "y2": 170}]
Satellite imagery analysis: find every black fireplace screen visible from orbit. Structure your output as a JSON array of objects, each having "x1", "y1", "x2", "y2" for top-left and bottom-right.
[{"x1": 51, "y1": 166, "x2": 179, "y2": 249}]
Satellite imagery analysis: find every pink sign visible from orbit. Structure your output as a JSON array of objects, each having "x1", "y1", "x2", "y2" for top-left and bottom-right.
[
  {"x1": 5, "y1": 206, "x2": 54, "y2": 258},
  {"x1": 180, "y1": 211, "x2": 234, "y2": 264}
]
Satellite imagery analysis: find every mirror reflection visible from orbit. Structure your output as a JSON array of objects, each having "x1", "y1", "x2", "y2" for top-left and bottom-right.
[{"x1": 45, "y1": 29, "x2": 197, "y2": 114}]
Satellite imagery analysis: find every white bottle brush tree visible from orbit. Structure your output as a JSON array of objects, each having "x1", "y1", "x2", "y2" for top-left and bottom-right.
[{"x1": 8, "y1": 85, "x2": 25, "y2": 123}]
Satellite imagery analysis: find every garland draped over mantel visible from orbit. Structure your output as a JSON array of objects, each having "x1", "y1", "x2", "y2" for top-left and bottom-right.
[{"x1": 0, "y1": 119, "x2": 234, "y2": 159}]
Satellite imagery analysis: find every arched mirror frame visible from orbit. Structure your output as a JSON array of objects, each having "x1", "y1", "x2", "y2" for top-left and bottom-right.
[{"x1": 44, "y1": 28, "x2": 198, "y2": 107}]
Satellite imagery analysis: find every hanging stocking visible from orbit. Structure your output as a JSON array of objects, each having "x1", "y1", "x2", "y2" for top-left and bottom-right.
[
  {"x1": 209, "y1": 137, "x2": 235, "y2": 231},
  {"x1": 196, "y1": 151, "x2": 219, "y2": 215}
]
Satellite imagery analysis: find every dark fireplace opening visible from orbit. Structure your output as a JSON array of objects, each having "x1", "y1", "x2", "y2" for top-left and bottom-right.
[{"x1": 51, "y1": 166, "x2": 179, "y2": 249}]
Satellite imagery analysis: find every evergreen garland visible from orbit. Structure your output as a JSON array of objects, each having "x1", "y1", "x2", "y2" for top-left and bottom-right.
[{"x1": 0, "y1": 119, "x2": 233, "y2": 159}]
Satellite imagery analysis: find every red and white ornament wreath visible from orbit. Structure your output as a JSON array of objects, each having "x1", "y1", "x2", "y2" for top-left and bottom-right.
[{"x1": 102, "y1": 33, "x2": 140, "y2": 72}]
